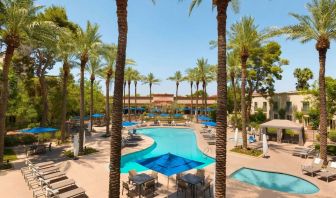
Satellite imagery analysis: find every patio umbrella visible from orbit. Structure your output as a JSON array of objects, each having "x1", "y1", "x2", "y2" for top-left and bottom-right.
[
  {"x1": 198, "y1": 116, "x2": 212, "y2": 121},
  {"x1": 122, "y1": 121, "x2": 138, "y2": 127},
  {"x1": 147, "y1": 113, "x2": 155, "y2": 118},
  {"x1": 160, "y1": 113, "x2": 169, "y2": 117},
  {"x1": 173, "y1": 113, "x2": 183, "y2": 118},
  {"x1": 92, "y1": 113, "x2": 104, "y2": 118},
  {"x1": 136, "y1": 153, "x2": 204, "y2": 194},
  {"x1": 263, "y1": 133, "x2": 269, "y2": 157},
  {"x1": 202, "y1": 121, "x2": 216, "y2": 127},
  {"x1": 234, "y1": 128, "x2": 239, "y2": 147},
  {"x1": 20, "y1": 127, "x2": 58, "y2": 134}
]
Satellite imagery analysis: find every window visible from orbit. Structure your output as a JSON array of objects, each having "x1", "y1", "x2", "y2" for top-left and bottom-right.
[
  {"x1": 302, "y1": 102, "x2": 309, "y2": 112},
  {"x1": 286, "y1": 101, "x2": 292, "y2": 112},
  {"x1": 287, "y1": 115, "x2": 292, "y2": 121},
  {"x1": 273, "y1": 102, "x2": 278, "y2": 111},
  {"x1": 263, "y1": 102, "x2": 267, "y2": 112},
  {"x1": 254, "y1": 102, "x2": 258, "y2": 111},
  {"x1": 274, "y1": 114, "x2": 279, "y2": 119}
]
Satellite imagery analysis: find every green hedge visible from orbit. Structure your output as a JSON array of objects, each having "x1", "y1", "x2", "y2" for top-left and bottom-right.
[
  {"x1": 5, "y1": 134, "x2": 37, "y2": 147},
  {"x1": 314, "y1": 144, "x2": 336, "y2": 156},
  {"x1": 328, "y1": 131, "x2": 336, "y2": 142}
]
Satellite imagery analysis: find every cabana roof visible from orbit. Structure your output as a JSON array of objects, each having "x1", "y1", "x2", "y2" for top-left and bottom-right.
[{"x1": 260, "y1": 119, "x2": 303, "y2": 131}]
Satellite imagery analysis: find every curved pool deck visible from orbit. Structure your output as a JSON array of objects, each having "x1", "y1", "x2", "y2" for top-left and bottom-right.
[{"x1": 120, "y1": 127, "x2": 215, "y2": 173}]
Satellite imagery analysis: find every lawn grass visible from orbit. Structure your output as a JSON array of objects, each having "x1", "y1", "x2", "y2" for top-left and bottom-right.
[
  {"x1": 231, "y1": 146, "x2": 263, "y2": 157},
  {"x1": 4, "y1": 148, "x2": 17, "y2": 162}
]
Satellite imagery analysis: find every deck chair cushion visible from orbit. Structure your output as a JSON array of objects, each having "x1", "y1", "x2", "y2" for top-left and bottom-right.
[{"x1": 58, "y1": 187, "x2": 85, "y2": 198}]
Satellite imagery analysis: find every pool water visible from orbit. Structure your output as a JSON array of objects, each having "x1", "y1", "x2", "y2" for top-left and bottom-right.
[
  {"x1": 121, "y1": 128, "x2": 215, "y2": 173},
  {"x1": 230, "y1": 168, "x2": 319, "y2": 194}
]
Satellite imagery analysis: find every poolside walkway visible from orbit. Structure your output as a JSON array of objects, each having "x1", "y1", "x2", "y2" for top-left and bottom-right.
[{"x1": 0, "y1": 124, "x2": 335, "y2": 198}]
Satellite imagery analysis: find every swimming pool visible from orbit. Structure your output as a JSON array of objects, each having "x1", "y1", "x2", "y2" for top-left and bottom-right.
[
  {"x1": 121, "y1": 128, "x2": 215, "y2": 173},
  {"x1": 230, "y1": 167, "x2": 319, "y2": 194}
]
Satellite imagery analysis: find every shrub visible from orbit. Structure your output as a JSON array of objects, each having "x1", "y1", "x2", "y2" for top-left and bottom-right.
[
  {"x1": 250, "y1": 108, "x2": 266, "y2": 124},
  {"x1": 314, "y1": 144, "x2": 336, "y2": 156},
  {"x1": 285, "y1": 129, "x2": 296, "y2": 136},
  {"x1": 55, "y1": 131, "x2": 62, "y2": 140},
  {"x1": 5, "y1": 136, "x2": 20, "y2": 147},
  {"x1": 38, "y1": 133, "x2": 52, "y2": 142},
  {"x1": 250, "y1": 122, "x2": 260, "y2": 130},
  {"x1": 309, "y1": 108, "x2": 320, "y2": 130},
  {"x1": 328, "y1": 130, "x2": 336, "y2": 143},
  {"x1": 63, "y1": 147, "x2": 99, "y2": 158},
  {"x1": 4, "y1": 149, "x2": 17, "y2": 161},
  {"x1": 316, "y1": 134, "x2": 320, "y2": 142},
  {"x1": 229, "y1": 114, "x2": 242, "y2": 129},
  {"x1": 278, "y1": 109, "x2": 286, "y2": 119},
  {"x1": 27, "y1": 123, "x2": 40, "y2": 128},
  {"x1": 21, "y1": 134, "x2": 37, "y2": 145},
  {"x1": 231, "y1": 146, "x2": 263, "y2": 157},
  {"x1": 268, "y1": 128, "x2": 277, "y2": 134}
]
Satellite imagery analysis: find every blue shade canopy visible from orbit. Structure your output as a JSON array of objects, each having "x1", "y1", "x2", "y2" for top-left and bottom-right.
[
  {"x1": 122, "y1": 121, "x2": 138, "y2": 127},
  {"x1": 147, "y1": 113, "x2": 155, "y2": 118},
  {"x1": 136, "y1": 153, "x2": 204, "y2": 177},
  {"x1": 160, "y1": 113, "x2": 169, "y2": 117},
  {"x1": 92, "y1": 113, "x2": 104, "y2": 118},
  {"x1": 174, "y1": 114, "x2": 183, "y2": 118},
  {"x1": 198, "y1": 116, "x2": 212, "y2": 121},
  {"x1": 20, "y1": 127, "x2": 58, "y2": 134},
  {"x1": 202, "y1": 121, "x2": 217, "y2": 127}
]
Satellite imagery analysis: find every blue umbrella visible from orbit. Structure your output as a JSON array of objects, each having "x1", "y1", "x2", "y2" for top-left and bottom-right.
[
  {"x1": 202, "y1": 121, "x2": 216, "y2": 127},
  {"x1": 198, "y1": 116, "x2": 212, "y2": 121},
  {"x1": 92, "y1": 113, "x2": 104, "y2": 118},
  {"x1": 122, "y1": 121, "x2": 138, "y2": 127},
  {"x1": 20, "y1": 127, "x2": 58, "y2": 134},
  {"x1": 137, "y1": 153, "x2": 204, "y2": 192},
  {"x1": 160, "y1": 113, "x2": 169, "y2": 117},
  {"x1": 147, "y1": 113, "x2": 155, "y2": 118},
  {"x1": 173, "y1": 114, "x2": 183, "y2": 118}
]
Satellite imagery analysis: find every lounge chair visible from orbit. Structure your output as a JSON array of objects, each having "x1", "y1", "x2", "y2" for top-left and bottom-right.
[
  {"x1": 177, "y1": 179, "x2": 190, "y2": 197},
  {"x1": 293, "y1": 148, "x2": 315, "y2": 158},
  {"x1": 46, "y1": 187, "x2": 85, "y2": 198},
  {"x1": 141, "y1": 179, "x2": 156, "y2": 197},
  {"x1": 123, "y1": 139, "x2": 138, "y2": 147},
  {"x1": 122, "y1": 182, "x2": 137, "y2": 197},
  {"x1": 301, "y1": 158, "x2": 323, "y2": 176},
  {"x1": 47, "y1": 179, "x2": 75, "y2": 190},
  {"x1": 207, "y1": 141, "x2": 216, "y2": 145},
  {"x1": 318, "y1": 161, "x2": 336, "y2": 182}
]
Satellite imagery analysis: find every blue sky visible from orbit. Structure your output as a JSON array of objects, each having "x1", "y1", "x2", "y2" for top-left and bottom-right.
[{"x1": 37, "y1": 0, "x2": 336, "y2": 96}]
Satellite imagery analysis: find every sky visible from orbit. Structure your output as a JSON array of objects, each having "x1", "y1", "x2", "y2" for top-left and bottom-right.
[{"x1": 36, "y1": 0, "x2": 336, "y2": 96}]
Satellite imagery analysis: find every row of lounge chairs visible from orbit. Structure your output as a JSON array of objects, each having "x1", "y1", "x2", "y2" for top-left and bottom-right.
[
  {"x1": 201, "y1": 128, "x2": 216, "y2": 145},
  {"x1": 301, "y1": 158, "x2": 336, "y2": 182},
  {"x1": 21, "y1": 159, "x2": 86, "y2": 198},
  {"x1": 293, "y1": 147, "x2": 317, "y2": 158}
]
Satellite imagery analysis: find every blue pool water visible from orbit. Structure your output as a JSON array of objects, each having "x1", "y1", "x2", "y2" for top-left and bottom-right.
[
  {"x1": 231, "y1": 168, "x2": 319, "y2": 194},
  {"x1": 121, "y1": 128, "x2": 215, "y2": 173}
]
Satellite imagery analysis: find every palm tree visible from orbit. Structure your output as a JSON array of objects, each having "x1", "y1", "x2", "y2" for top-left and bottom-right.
[
  {"x1": 132, "y1": 69, "x2": 142, "y2": 117},
  {"x1": 227, "y1": 51, "x2": 240, "y2": 129},
  {"x1": 99, "y1": 44, "x2": 117, "y2": 137},
  {"x1": 76, "y1": 21, "x2": 101, "y2": 154},
  {"x1": 184, "y1": 68, "x2": 197, "y2": 118},
  {"x1": 274, "y1": 0, "x2": 336, "y2": 165},
  {"x1": 124, "y1": 67, "x2": 134, "y2": 121},
  {"x1": 167, "y1": 71, "x2": 184, "y2": 111},
  {"x1": 0, "y1": 0, "x2": 54, "y2": 166},
  {"x1": 107, "y1": 0, "x2": 136, "y2": 186},
  {"x1": 229, "y1": 16, "x2": 261, "y2": 149},
  {"x1": 196, "y1": 58, "x2": 213, "y2": 115},
  {"x1": 194, "y1": 67, "x2": 202, "y2": 122},
  {"x1": 143, "y1": 73, "x2": 160, "y2": 112},
  {"x1": 87, "y1": 53, "x2": 103, "y2": 132},
  {"x1": 57, "y1": 29, "x2": 76, "y2": 142},
  {"x1": 188, "y1": 0, "x2": 239, "y2": 196}
]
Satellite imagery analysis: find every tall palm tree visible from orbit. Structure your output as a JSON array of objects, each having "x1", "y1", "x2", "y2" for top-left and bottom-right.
[
  {"x1": 184, "y1": 68, "x2": 197, "y2": 117},
  {"x1": 274, "y1": 0, "x2": 336, "y2": 165},
  {"x1": 188, "y1": 0, "x2": 239, "y2": 196},
  {"x1": 196, "y1": 58, "x2": 213, "y2": 115},
  {"x1": 124, "y1": 67, "x2": 134, "y2": 121},
  {"x1": 76, "y1": 21, "x2": 101, "y2": 154},
  {"x1": 57, "y1": 30, "x2": 76, "y2": 142},
  {"x1": 194, "y1": 66, "x2": 202, "y2": 122},
  {"x1": 132, "y1": 69, "x2": 142, "y2": 117},
  {"x1": 229, "y1": 16, "x2": 261, "y2": 149},
  {"x1": 0, "y1": 0, "x2": 55, "y2": 165},
  {"x1": 227, "y1": 51, "x2": 240, "y2": 129},
  {"x1": 167, "y1": 71, "x2": 184, "y2": 111},
  {"x1": 87, "y1": 53, "x2": 103, "y2": 132},
  {"x1": 99, "y1": 44, "x2": 117, "y2": 137},
  {"x1": 143, "y1": 73, "x2": 160, "y2": 112}
]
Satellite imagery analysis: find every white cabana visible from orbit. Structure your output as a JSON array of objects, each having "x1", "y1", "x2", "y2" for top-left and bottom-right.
[{"x1": 259, "y1": 119, "x2": 305, "y2": 146}]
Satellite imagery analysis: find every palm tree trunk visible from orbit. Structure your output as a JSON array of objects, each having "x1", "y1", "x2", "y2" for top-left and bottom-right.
[
  {"x1": 0, "y1": 44, "x2": 15, "y2": 166},
  {"x1": 123, "y1": 81, "x2": 126, "y2": 115},
  {"x1": 60, "y1": 61, "x2": 69, "y2": 142},
  {"x1": 231, "y1": 73, "x2": 238, "y2": 129},
  {"x1": 318, "y1": 48, "x2": 328, "y2": 165},
  {"x1": 134, "y1": 81, "x2": 137, "y2": 118},
  {"x1": 246, "y1": 80, "x2": 253, "y2": 125},
  {"x1": 90, "y1": 78, "x2": 94, "y2": 132},
  {"x1": 39, "y1": 74, "x2": 48, "y2": 126},
  {"x1": 196, "y1": 82, "x2": 199, "y2": 123},
  {"x1": 204, "y1": 82, "x2": 208, "y2": 116},
  {"x1": 105, "y1": 77, "x2": 111, "y2": 136},
  {"x1": 109, "y1": 0, "x2": 128, "y2": 196},
  {"x1": 215, "y1": 1, "x2": 229, "y2": 196},
  {"x1": 202, "y1": 82, "x2": 205, "y2": 115},
  {"x1": 241, "y1": 55, "x2": 248, "y2": 149},
  {"x1": 128, "y1": 81, "x2": 131, "y2": 122},
  {"x1": 176, "y1": 82, "x2": 179, "y2": 113},
  {"x1": 149, "y1": 84, "x2": 152, "y2": 112},
  {"x1": 190, "y1": 82, "x2": 193, "y2": 117},
  {"x1": 79, "y1": 58, "x2": 87, "y2": 154}
]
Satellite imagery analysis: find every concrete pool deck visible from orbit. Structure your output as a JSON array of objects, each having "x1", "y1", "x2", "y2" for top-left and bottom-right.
[{"x1": 0, "y1": 124, "x2": 335, "y2": 197}]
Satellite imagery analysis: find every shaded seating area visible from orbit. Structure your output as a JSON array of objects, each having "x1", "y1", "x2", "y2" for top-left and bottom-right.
[{"x1": 259, "y1": 119, "x2": 305, "y2": 146}]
